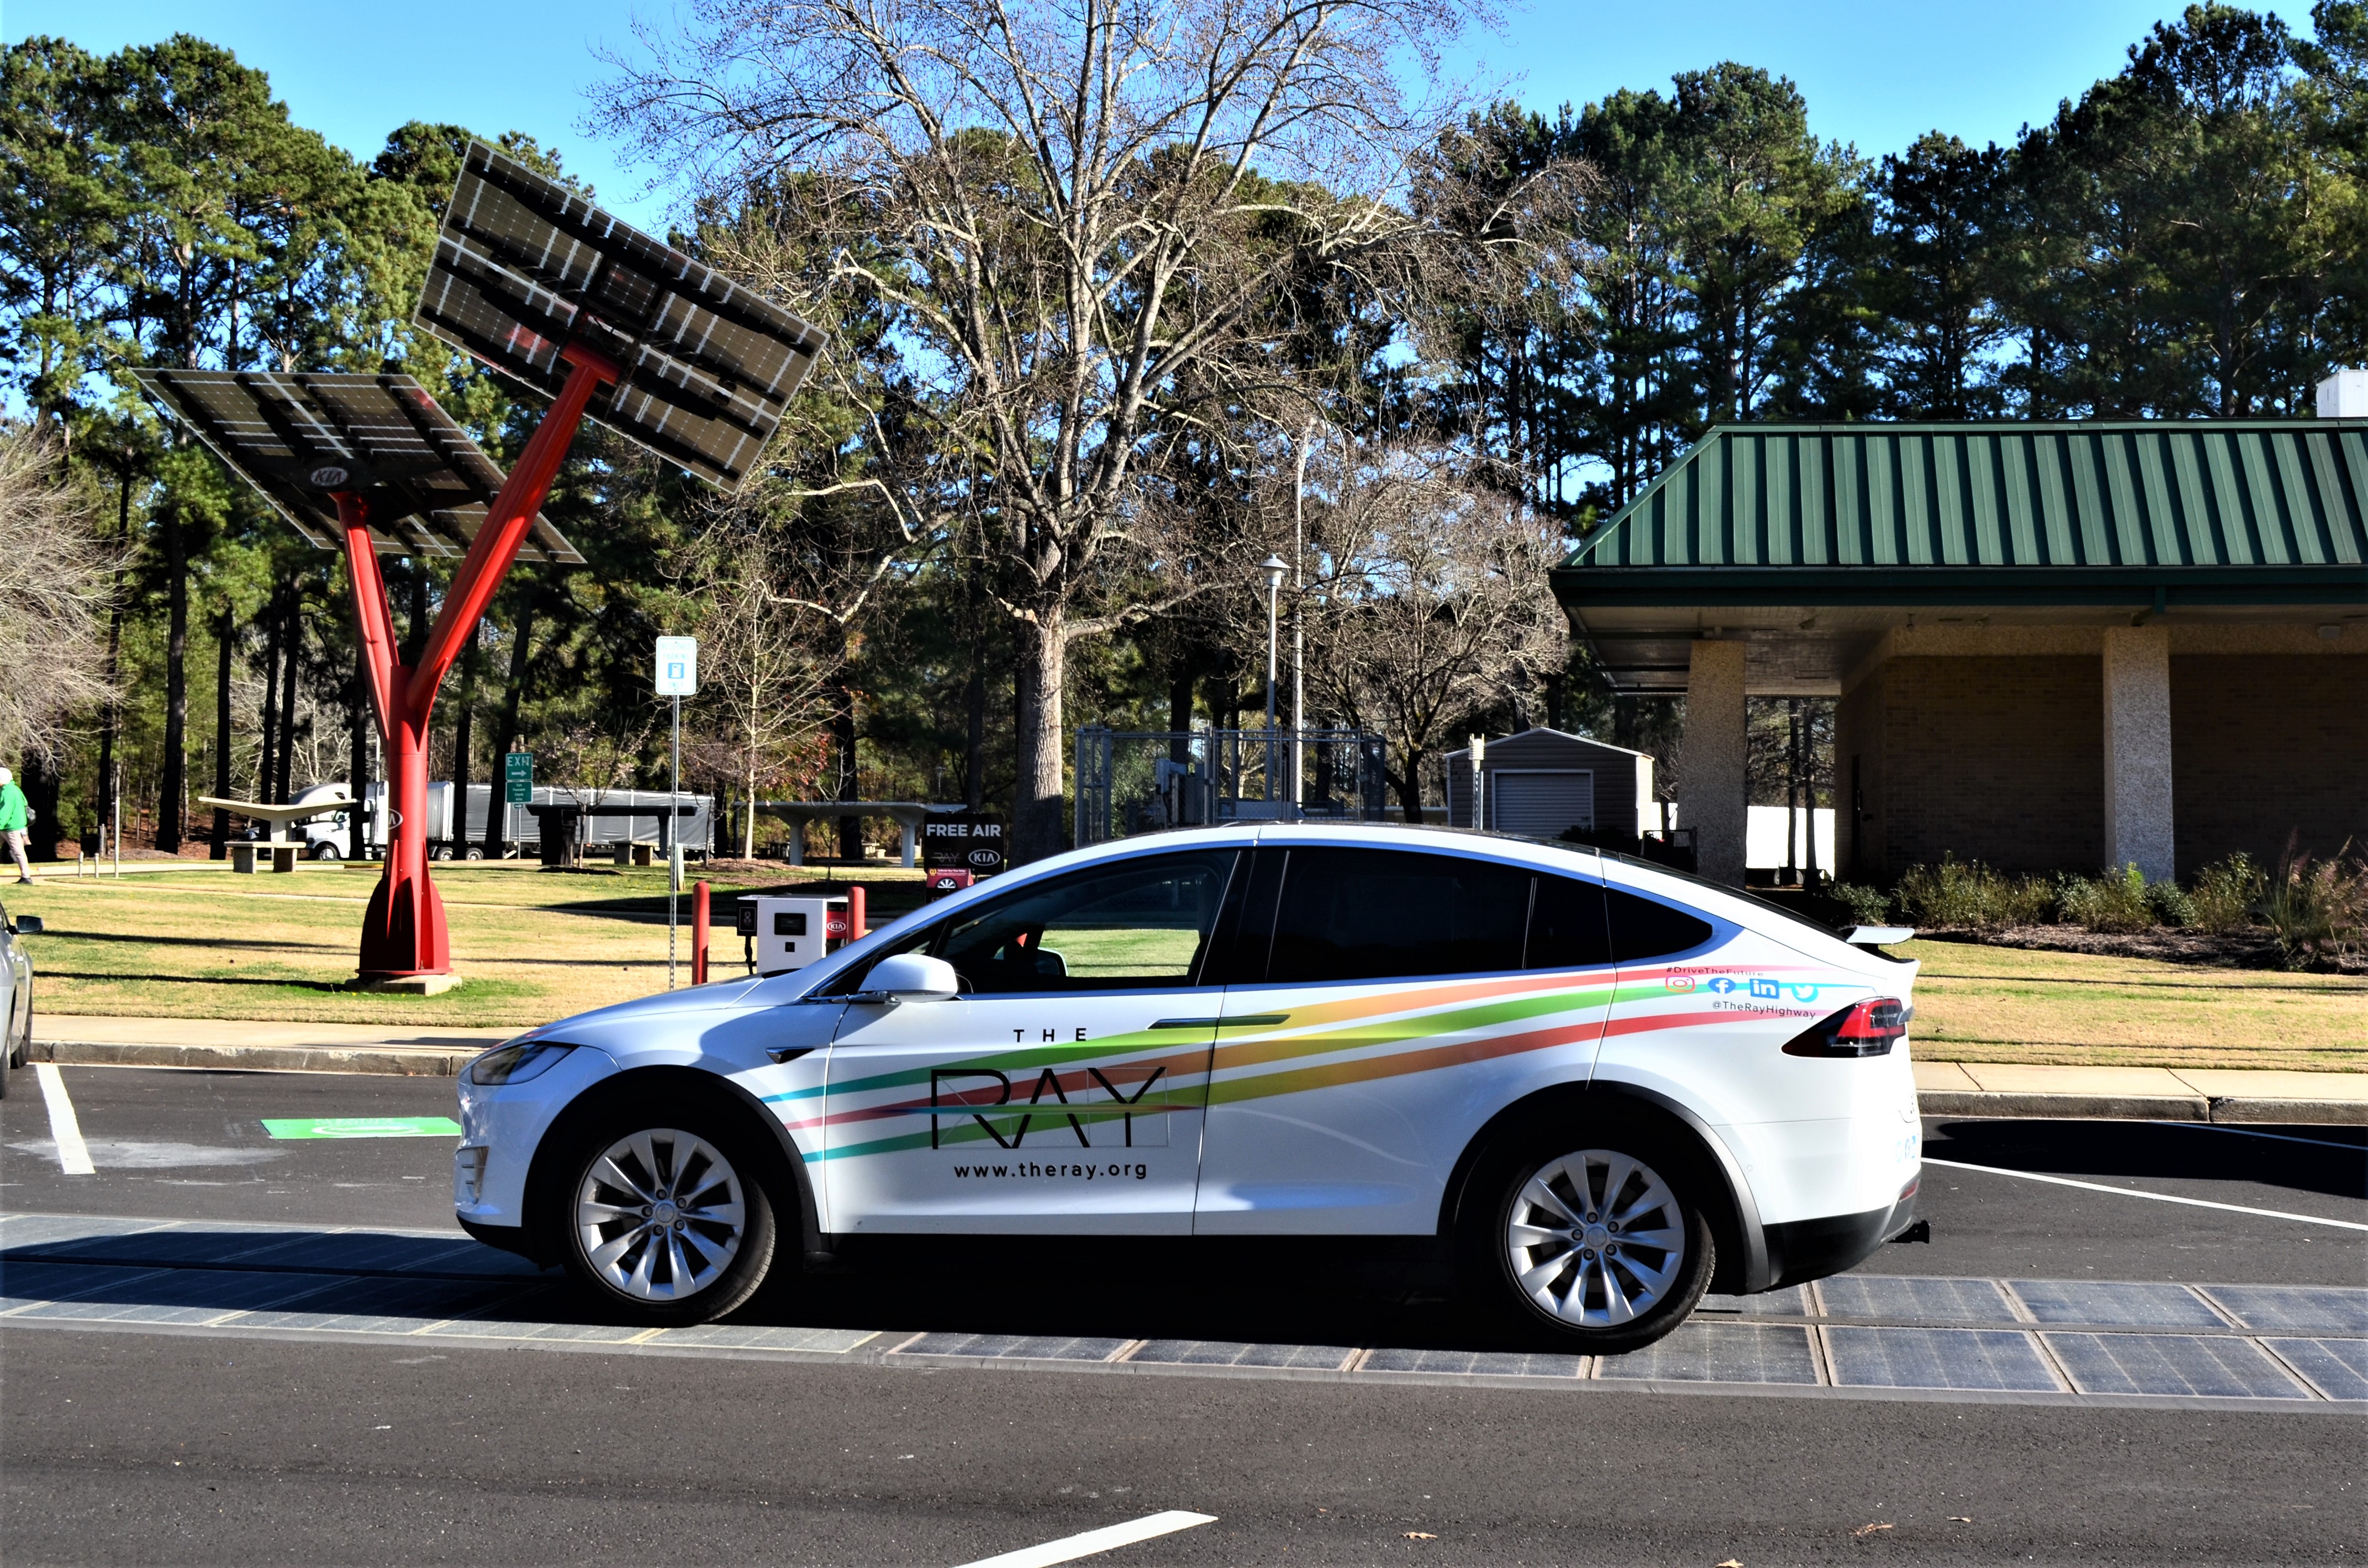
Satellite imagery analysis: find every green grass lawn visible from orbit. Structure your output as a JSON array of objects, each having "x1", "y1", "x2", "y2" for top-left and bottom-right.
[
  {"x1": 6, "y1": 872, "x2": 2360, "y2": 1070},
  {"x1": 5, "y1": 862, "x2": 930, "y2": 1028},
  {"x1": 1897, "y1": 937, "x2": 2366, "y2": 1073}
]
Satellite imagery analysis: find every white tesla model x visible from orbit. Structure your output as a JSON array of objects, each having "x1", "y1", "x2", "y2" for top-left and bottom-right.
[{"x1": 455, "y1": 822, "x2": 1922, "y2": 1351}]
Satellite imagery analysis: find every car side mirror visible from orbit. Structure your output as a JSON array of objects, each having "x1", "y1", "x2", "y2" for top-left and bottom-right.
[
  {"x1": 858, "y1": 953, "x2": 959, "y2": 1004},
  {"x1": 9, "y1": 915, "x2": 41, "y2": 935}
]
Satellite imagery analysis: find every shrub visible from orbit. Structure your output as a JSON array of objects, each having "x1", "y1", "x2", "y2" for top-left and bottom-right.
[
  {"x1": 2059, "y1": 864, "x2": 2156, "y2": 934},
  {"x1": 1895, "y1": 856, "x2": 2057, "y2": 930},
  {"x1": 1829, "y1": 882, "x2": 1891, "y2": 925},
  {"x1": 2145, "y1": 879, "x2": 2197, "y2": 930},
  {"x1": 2189, "y1": 852, "x2": 2266, "y2": 932},
  {"x1": 2262, "y1": 837, "x2": 2367, "y2": 968}
]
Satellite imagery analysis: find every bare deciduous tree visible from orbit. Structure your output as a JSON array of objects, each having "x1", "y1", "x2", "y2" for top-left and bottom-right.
[
  {"x1": 687, "y1": 524, "x2": 840, "y2": 857},
  {"x1": 1296, "y1": 430, "x2": 1565, "y2": 819},
  {"x1": 0, "y1": 425, "x2": 120, "y2": 761},
  {"x1": 596, "y1": 0, "x2": 1495, "y2": 858}
]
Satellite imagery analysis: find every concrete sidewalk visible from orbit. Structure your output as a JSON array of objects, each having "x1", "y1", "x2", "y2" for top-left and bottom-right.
[
  {"x1": 24, "y1": 1016, "x2": 2368, "y2": 1122},
  {"x1": 1913, "y1": 1061, "x2": 2368, "y2": 1126},
  {"x1": 29, "y1": 1016, "x2": 514, "y2": 1076}
]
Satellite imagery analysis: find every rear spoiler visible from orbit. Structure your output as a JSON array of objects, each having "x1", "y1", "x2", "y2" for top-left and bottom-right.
[{"x1": 1843, "y1": 926, "x2": 1916, "y2": 946}]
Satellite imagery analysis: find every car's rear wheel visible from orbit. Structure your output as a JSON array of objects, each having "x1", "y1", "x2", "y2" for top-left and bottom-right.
[
  {"x1": 1468, "y1": 1132, "x2": 1714, "y2": 1354},
  {"x1": 549, "y1": 1102, "x2": 777, "y2": 1326}
]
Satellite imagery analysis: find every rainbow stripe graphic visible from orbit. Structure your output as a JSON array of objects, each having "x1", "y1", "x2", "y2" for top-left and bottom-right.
[{"x1": 772, "y1": 962, "x2": 1848, "y2": 1164}]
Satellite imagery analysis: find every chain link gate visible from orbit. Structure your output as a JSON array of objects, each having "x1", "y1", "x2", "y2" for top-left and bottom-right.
[{"x1": 1074, "y1": 727, "x2": 1390, "y2": 848}]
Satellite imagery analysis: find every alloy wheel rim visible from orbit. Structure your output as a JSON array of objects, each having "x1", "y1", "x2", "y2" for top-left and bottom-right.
[
  {"x1": 574, "y1": 1128, "x2": 747, "y2": 1301},
  {"x1": 1504, "y1": 1148, "x2": 1686, "y2": 1328}
]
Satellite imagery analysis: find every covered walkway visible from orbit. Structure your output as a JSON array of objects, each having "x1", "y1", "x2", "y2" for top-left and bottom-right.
[{"x1": 1553, "y1": 418, "x2": 2367, "y2": 884}]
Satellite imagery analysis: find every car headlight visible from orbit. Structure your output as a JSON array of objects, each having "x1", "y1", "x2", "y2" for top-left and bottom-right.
[{"x1": 466, "y1": 1038, "x2": 578, "y2": 1086}]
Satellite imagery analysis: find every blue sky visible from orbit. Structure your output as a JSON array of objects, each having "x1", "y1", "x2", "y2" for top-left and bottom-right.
[{"x1": 20, "y1": 2, "x2": 2321, "y2": 230}]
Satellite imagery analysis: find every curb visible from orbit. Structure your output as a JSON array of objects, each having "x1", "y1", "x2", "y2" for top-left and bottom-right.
[
  {"x1": 1917, "y1": 1089, "x2": 2367, "y2": 1127},
  {"x1": 30, "y1": 1039, "x2": 478, "y2": 1077}
]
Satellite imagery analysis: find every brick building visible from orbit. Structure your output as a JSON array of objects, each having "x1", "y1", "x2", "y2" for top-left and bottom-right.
[{"x1": 1552, "y1": 418, "x2": 2366, "y2": 886}]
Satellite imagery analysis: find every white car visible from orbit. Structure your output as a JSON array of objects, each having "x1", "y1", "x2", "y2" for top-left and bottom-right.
[{"x1": 455, "y1": 823, "x2": 1923, "y2": 1350}]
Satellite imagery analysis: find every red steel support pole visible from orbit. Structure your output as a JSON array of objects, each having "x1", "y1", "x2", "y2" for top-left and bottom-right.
[
  {"x1": 335, "y1": 491, "x2": 447, "y2": 978},
  {"x1": 692, "y1": 880, "x2": 710, "y2": 985},
  {"x1": 331, "y1": 344, "x2": 620, "y2": 980},
  {"x1": 849, "y1": 884, "x2": 866, "y2": 941}
]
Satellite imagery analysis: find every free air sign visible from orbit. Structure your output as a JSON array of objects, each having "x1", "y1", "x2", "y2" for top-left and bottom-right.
[
  {"x1": 504, "y1": 751, "x2": 532, "y2": 805},
  {"x1": 655, "y1": 635, "x2": 698, "y2": 696},
  {"x1": 922, "y1": 814, "x2": 1005, "y2": 875}
]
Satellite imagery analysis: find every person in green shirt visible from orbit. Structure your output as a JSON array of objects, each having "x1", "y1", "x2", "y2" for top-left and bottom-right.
[{"x1": 0, "y1": 767, "x2": 30, "y2": 883}]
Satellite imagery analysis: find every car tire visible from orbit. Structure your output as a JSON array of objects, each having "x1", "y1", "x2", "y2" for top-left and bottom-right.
[
  {"x1": 1464, "y1": 1125, "x2": 1715, "y2": 1355},
  {"x1": 309, "y1": 842, "x2": 340, "y2": 861},
  {"x1": 546, "y1": 1095, "x2": 778, "y2": 1327}
]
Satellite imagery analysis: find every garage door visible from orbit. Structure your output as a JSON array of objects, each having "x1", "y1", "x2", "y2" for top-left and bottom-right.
[{"x1": 1490, "y1": 770, "x2": 1593, "y2": 838}]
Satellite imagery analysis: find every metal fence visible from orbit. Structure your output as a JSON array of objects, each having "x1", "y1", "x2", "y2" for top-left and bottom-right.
[{"x1": 1074, "y1": 726, "x2": 1390, "y2": 847}]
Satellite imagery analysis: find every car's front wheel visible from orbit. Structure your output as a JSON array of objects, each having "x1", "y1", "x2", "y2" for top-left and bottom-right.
[
  {"x1": 549, "y1": 1104, "x2": 778, "y2": 1326},
  {"x1": 1471, "y1": 1134, "x2": 1714, "y2": 1354}
]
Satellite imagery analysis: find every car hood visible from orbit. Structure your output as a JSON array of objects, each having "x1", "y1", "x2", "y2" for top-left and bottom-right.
[{"x1": 534, "y1": 976, "x2": 768, "y2": 1037}]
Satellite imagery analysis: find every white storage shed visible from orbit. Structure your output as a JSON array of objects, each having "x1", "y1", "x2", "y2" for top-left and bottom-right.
[{"x1": 1442, "y1": 728, "x2": 1657, "y2": 842}]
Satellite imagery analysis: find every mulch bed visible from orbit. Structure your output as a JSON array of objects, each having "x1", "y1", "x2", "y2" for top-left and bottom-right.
[{"x1": 1917, "y1": 922, "x2": 2363, "y2": 974}]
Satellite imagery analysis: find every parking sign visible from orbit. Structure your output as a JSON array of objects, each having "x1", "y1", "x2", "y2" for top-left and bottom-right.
[{"x1": 655, "y1": 635, "x2": 699, "y2": 696}]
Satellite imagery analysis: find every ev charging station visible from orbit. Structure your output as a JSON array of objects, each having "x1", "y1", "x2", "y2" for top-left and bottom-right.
[{"x1": 737, "y1": 893, "x2": 860, "y2": 976}]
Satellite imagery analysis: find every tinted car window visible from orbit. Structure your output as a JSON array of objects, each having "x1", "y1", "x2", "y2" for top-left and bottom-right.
[
  {"x1": 1605, "y1": 885, "x2": 1715, "y2": 962},
  {"x1": 1525, "y1": 874, "x2": 1612, "y2": 970},
  {"x1": 937, "y1": 850, "x2": 1237, "y2": 994},
  {"x1": 1265, "y1": 848, "x2": 1531, "y2": 984}
]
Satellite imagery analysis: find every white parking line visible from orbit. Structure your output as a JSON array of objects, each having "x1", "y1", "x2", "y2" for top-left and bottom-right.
[
  {"x1": 1924, "y1": 1157, "x2": 2368, "y2": 1231},
  {"x1": 951, "y1": 1511, "x2": 1219, "y2": 1568},
  {"x1": 33, "y1": 1063, "x2": 96, "y2": 1175}
]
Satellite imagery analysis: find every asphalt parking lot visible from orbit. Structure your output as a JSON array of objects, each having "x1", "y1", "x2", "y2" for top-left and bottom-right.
[{"x1": 3, "y1": 1064, "x2": 2361, "y2": 1565}]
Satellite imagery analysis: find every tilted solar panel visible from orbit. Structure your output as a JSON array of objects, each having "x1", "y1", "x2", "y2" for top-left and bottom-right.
[
  {"x1": 416, "y1": 140, "x2": 825, "y2": 492},
  {"x1": 132, "y1": 370, "x2": 582, "y2": 563}
]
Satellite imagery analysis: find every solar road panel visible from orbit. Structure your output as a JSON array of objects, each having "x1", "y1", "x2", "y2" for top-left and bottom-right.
[
  {"x1": 416, "y1": 140, "x2": 825, "y2": 492},
  {"x1": 133, "y1": 370, "x2": 583, "y2": 563}
]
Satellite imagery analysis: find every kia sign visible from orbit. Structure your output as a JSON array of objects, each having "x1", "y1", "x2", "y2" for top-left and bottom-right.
[
  {"x1": 655, "y1": 635, "x2": 699, "y2": 696},
  {"x1": 923, "y1": 814, "x2": 1005, "y2": 875}
]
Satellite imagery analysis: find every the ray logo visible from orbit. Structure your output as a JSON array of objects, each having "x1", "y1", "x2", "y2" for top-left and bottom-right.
[{"x1": 927, "y1": 1065, "x2": 1172, "y2": 1149}]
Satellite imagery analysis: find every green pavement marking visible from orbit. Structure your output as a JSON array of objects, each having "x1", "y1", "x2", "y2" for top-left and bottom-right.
[{"x1": 261, "y1": 1117, "x2": 464, "y2": 1140}]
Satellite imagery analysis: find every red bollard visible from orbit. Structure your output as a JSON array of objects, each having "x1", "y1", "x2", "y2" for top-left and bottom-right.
[
  {"x1": 849, "y1": 884, "x2": 867, "y2": 939},
  {"x1": 692, "y1": 880, "x2": 710, "y2": 985}
]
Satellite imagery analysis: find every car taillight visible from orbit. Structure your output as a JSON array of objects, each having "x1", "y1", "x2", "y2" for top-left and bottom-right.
[{"x1": 1783, "y1": 997, "x2": 1908, "y2": 1058}]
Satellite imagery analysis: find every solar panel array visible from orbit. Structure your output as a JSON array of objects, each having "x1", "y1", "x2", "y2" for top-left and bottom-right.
[
  {"x1": 416, "y1": 140, "x2": 825, "y2": 492},
  {"x1": 133, "y1": 370, "x2": 582, "y2": 563}
]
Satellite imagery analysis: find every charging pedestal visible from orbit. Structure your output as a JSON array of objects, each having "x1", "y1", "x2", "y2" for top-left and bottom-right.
[{"x1": 746, "y1": 894, "x2": 853, "y2": 977}]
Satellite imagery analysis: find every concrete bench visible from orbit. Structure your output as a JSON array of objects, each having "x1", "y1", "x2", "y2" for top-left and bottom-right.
[{"x1": 229, "y1": 840, "x2": 301, "y2": 874}]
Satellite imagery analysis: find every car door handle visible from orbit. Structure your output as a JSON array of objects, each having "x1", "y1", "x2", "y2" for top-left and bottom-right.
[
  {"x1": 767, "y1": 1046, "x2": 817, "y2": 1064},
  {"x1": 1149, "y1": 1014, "x2": 1288, "y2": 1029}
]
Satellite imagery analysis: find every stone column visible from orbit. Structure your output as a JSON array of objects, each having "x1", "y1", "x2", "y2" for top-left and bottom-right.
[
  {"x1": 2102, "y1": 624, "x2": 2175, "y2": 880},
  {"x1": 1685, "y1": 638, "x2": 1749, "y2": 885}
]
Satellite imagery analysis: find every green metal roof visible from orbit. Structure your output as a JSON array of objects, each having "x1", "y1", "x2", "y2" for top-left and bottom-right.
[{"x1": 1556, "y1": 420, "x2": 2368, "y2": 607}]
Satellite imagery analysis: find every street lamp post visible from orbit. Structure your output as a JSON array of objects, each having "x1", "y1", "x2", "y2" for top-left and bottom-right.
[{"x1": 1259, "y1": 553, "x2": 1288, "y2": 808}]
